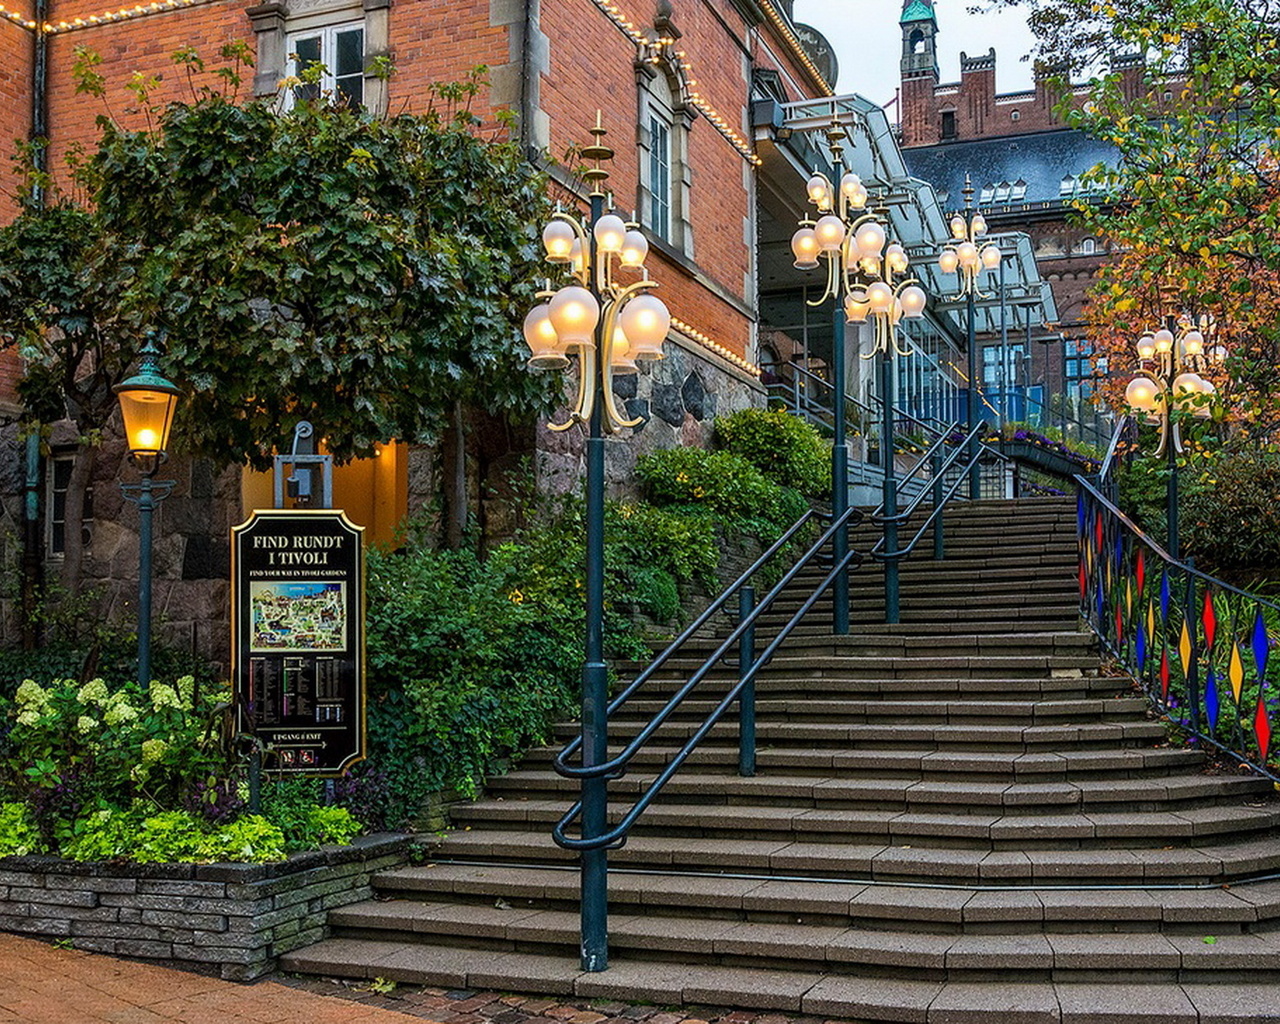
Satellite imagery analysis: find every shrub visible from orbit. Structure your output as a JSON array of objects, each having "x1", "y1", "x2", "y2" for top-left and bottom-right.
[
  {"x1": 1183, "y1": 447, "x2": 1280, "y2": 581},
  {"x1": 714, "y1": 407, "x2": 831, "y2": 497},
  {"x1": 0, "y1": 802, "x2": 41, "y2": 857},
  {"x1": 636, "y1": 446, "x2": 801, "y2": 531},
  {"x1": 58, "y1": 808, "x2": 287, "y2": 863}
]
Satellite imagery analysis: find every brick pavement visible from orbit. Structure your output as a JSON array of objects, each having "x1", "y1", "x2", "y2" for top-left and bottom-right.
[{"x1": 0, "y1": 932, "x2": 842, "y2": 1024}]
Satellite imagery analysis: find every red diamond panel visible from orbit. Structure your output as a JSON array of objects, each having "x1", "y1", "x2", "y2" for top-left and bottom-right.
[
  {"x1": 1202, "y1": 590, "x2": 1217, "y2": 650},
  {"x1": 1257, "y1": 694, "x2": 1272, "y2": 762}
]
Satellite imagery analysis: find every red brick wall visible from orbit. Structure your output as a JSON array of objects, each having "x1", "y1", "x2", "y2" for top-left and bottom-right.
[{"x1": 0, "y1": 21, "x2": 34, "y2": 222}]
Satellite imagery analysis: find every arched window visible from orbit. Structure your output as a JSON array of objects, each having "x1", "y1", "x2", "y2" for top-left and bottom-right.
[
  {"x1": 909, "y1": 29, "x2": 925, "y2": 55},
  {"x1": 638, "y1": 53, "x2": 695, "y2": 254}
]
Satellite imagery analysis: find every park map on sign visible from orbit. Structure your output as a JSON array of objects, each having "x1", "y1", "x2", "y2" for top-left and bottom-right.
[{"x1": 249, "y1": 582, "x2": 347, "y2": 653}]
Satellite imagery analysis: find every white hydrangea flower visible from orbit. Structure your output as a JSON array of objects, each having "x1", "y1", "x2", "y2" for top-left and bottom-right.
[
  {"x1": 141, "y1": 738, "x2": 168, "y2": 763},
  {"x1": 76, "y1": 715, "x2": 98, "y2": 734},
  {"x1": 104, "y1": 702, "x2": 139, "y2": 726},
  {"x1": 149, "y1": 683, "x2": 183, "y2": 710},
  {"x1": 15, "y1": 710, "x2": 39, "y2": 727},
  {"x1": 14, "y1": 680, "x2": 48, "y2": 711},
  {"x1": 77, "y1": 679, "x2": 110, "y2": 706}
]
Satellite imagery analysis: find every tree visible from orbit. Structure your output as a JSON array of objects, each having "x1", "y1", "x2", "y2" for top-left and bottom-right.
[
  {"x1": 0, "y1": 52, "x2": 556, "y2": 573},
  {"x1": 980, "y1": 0, "x2": 1280, "y2": 434}
]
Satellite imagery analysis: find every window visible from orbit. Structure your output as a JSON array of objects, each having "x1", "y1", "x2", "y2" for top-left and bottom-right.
[
  {"x1": 1011, "y1": 179, "x2": 1027, "y2": 202},
  {"x1": 637, "y1": 59, "x2": 692, "y2": 254},
  {"x1": 1060, "y1": 175, "x2": 1076, "y2": 197},
  {"x1": 1078, "y1": 237, "x2": 1097, "y2": 255},
  {"x1": 287, "y1": 22, "x2": 365, "y2": 107},
  {"x1": 648, "y1": 112, "x2": 672, "y2": 242},
  {"x1": 47, "y1": 454, "x2": 93, "y2": 557},
  {"x1": 1010, "y1": 109, "x2": 1020, "y2": 122},
  {"x1": 983, "y1": 343, "x2": 1027, "y2": 390},
  {"x1": 1065, "y1": 339, "x2": 1103, "y2": 399},
  {"x1": 940, "y1": 110, "x2": 957, "y2": 140}
]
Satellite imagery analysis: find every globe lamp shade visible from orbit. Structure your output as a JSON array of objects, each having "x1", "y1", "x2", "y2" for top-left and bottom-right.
[
  {"x1": 938, "y1": 249, "x2": 960, "y2": 275},
  {"x1": 542, "y1": 220, "x2": 576, "y2": 263},
  {"x1": 791, "y1": 226, "x2": 821, "y2": 270},
  {"x1": 523, "y1": 303, "x2": 567, "y2": 369},
  {"x1": 1136, "y1": 335, "x2": 1157, "y2": 360},
  {"x1": 957, "y1": 240, "x2": 979, "y2": 269},
  {"x1": 815, "y1": 215, "x2": 847, "y2": 253},
  {"x1": 980, "y1": 243, "x2": 1001, "y2": 270},
  {"x1": 619, "y1": 293, "x2": 671, "y2": 360},
  {"x1": 970, "y1": 214, "x2": 987, "y2": 236},
  {"x1": 1124, "y1": 376, "x2": 1161, "y2": 422},
  {"x1": 609, "y1": 324, "x2": 638, "y2": 374},
  {"x1": 1179, "y1": 330, "x2": 1204, "y2": 357},
  {"x1": 844, "y1": 291, "x2": 870, "y2": 323},
  {"x1": 115, "y1": 368, "x2": 181, "y2": 473},
  {"x1": 950, "y1": 215, "x2": 966, "y2": 240},
  {"x1": 1153, "y1": 328, "x2": 1175, "y2": 353},
  {"x1": 840, "y1": 172, "x2": 868, "y2": 209},
  {"x1": 548, "y1": 286, "x2": 600, "y2": 349},
  {"x1": 865, "y1": 281, "x2": 894, "y2": 314},
  {"x1": 855, "y1": 220, "x2": 887, "y2": 259},
  {"x1": 806, "y1": 173, "x2": 833, "y2": 209},
  {"x1": 593, "y1": 214, "x2": 627, "y2": 254},
  {"x1": 899, "y1": 285, "x2": 927, "y2": 319},
  {"x1": 620, "y1": 230, "x2": 649, "y2": 269},
  {"x1": 886, "y1": 243, "x2": 909, "y2": 274}
]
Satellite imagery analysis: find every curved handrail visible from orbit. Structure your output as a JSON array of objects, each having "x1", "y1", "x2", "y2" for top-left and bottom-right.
[
  {"x1": 873, "y1": 421, "x2": 1004, "y2": 527},
  {"x1": 553, "y1": 505, "x2": 860, "y2": 782},
  {"x1": 552, "y1": 508, "x2": 826, "y2": 778},
  {"x1": 772, "y1": 362, "x2": 953, "y2": 443},
  {"x1": 870, "y1": 420, "x2": 965, "y2": 519},
  {"x1": 1076, "y1": 474, "x2": 1280, "y2": 610},
  {"x1": 552, "y1": 507, "x2": 864, "y2": 850},
  {"x1": 1075, "y1": 472, "x2": 1280, "y2": 784}
]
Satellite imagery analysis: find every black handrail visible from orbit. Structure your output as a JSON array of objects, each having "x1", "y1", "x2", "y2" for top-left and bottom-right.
[
  {"x1": 552, "y1": 508, "x2": 825, "y2": 778},
  {"x1": 869, "y1": 419, "x2": 965, "y2": 519},
  {"x1": 551, "y1": 506, "x2": 864, "y2": 850},
  {"x1": 873, "y1": 421, "x2": 1001, "y2": 528},
  {"x1": 872, "y1": 425, "x2": 999, "y2": 562}
]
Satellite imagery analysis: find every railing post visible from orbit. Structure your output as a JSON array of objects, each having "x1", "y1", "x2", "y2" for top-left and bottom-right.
[
  {"x1": 881, "y1": 350, "x2": 900, "y2": 624},
  {"x1": 932, "y1": 450, "x2": 944, "y2": 561},
  {"x1": 738, "y1": 585, "x2": 756, "y2": 778},
  {"x1": 1184, "y1": 564, "x2": 1200, "y2": 736}
]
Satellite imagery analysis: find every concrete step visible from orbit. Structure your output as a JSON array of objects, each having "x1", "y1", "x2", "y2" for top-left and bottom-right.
[
  {"x1": 321, "y1": 900, "x2": 1280, "y2": 982},
  {"x1": 368, "y1": 862, "x2": 1280, "y2": 933},
  {"x1": 634, "y1": 653, "x2": 1099, "y2": 681},
  {"x1": 483, "y1": 769, "x2": 1272, "y2": 815},
  {"x1": 426, "y1": 826, "x2": 1280, "y2": 884},
  {"x1": 519, "y1": 740, "x2": 1204, "y2": 779},
  {"x1": 281, "y1": 936, "x2": 1280, "y2": 1020},
  {"x1": 449, "y1": 799, "x2": 1280, "y2": 848}
]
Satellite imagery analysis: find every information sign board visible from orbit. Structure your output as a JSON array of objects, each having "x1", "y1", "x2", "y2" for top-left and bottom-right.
[{"x1": 231, "y1": 510, "x2": 365, "y2": 776}]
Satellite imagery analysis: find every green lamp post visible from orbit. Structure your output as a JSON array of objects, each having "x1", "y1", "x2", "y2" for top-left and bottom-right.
[{"x1": 114, "y1": 330, "x2": 181, "y2": 688}]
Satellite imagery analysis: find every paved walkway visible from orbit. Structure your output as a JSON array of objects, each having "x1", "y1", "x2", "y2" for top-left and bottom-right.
[
  {"x1": 0, "y1": 932, "x2": 821, "y2": 1024},
  {"x1": 0, "y1": 933, "x2": 426, "y2": 1023}
]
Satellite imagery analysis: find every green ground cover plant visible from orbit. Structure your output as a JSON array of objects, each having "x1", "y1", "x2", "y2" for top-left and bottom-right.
[{"x1": 0, "y1": 676, "x2": 361, "y2": 863}]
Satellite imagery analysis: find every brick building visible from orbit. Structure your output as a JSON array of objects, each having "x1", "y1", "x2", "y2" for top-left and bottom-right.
[
  {"x1": 897, "y1": 0, "x2": 1123, "y2": 441},
  {"x1": 0, "y1": 0, "x2": 848, "y2": 658}
]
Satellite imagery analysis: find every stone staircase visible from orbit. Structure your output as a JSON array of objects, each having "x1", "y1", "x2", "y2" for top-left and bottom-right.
[{"x1": 284, "y1": 497, "x2": 1280, "y2": 1022}]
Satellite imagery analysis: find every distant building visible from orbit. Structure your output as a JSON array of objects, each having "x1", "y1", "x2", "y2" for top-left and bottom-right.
[{"x1": 897, "y1": 0, "x2": 1125, "y2": 438}]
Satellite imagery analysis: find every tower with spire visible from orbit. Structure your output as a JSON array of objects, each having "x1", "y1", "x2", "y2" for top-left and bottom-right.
[{"x1": 900, "y1": 0, "x2": 940, "y2": 144}]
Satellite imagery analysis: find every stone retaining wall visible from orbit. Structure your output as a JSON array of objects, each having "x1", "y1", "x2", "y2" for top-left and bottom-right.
[{"x1": 0, "y1": 833, "x2": 410, "y2": 980}]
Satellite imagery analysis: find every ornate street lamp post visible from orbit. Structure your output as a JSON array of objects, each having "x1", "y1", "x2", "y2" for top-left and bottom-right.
[
  {"x1": 114, "y1": 330, "x2": 181, "y2": 688},
  {"x1": 790, "y1": 123, "x2": 927, "y2": 625},
  {"x1": 936, "y1": 175, "x2": 1002, "y2": 499},
  {"x1": 522, "y1": 116, "x2": 671, "y2": 973},
  {"x1": 1124, "y1": 315, "x2": 1225, "y2": 559}
]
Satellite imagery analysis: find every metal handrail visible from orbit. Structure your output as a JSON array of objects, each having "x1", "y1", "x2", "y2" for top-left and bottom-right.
[
  {"x1": 552, "y1": 508, "x2": 825, "y2": 778},
  {"x1": 1075, "y1": 473, "x2": 1280, "y2": 783},
  {"x1": 551, "y1": 506, "x2": 864, "y2": 850},
  {"x1": 1076, "y1": 474, "x2": 1280, "y2": 610},
  {"x1": 870, "y1": 420, "x2": 965, "y2": 518},
  {"x1": 772, "y1": 362, "x2": 953, "y2": 443},
  {"x1": 1097, "y1": 414, "x2": 1131, "y2": 485},
  {"x1": 873, "y1": 421, "x2": 1001, "y2": 526}
]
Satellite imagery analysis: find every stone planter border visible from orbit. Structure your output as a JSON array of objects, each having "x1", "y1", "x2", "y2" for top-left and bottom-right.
[{"x1": 0, "y1": 832, "x2": 411, "y2": 980}]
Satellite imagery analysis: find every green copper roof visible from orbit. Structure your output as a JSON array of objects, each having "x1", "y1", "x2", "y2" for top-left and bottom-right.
[{"x1": 901, "y1": 0, "x2": 935, "y2": 24}]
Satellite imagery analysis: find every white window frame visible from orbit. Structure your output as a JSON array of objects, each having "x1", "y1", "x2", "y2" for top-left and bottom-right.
[
  {"x1": 646, "y1": 103, "x2": 673, "y2": 243},
  {"x1": 285, "y1": 21, "x2": 365, "y2": 109},
  {"x1": 46, "y1": 452, "x2": 93, "y2": 558}
]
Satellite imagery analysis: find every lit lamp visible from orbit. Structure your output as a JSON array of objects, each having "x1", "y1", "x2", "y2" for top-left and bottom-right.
[
  {"x1": 936, "y1": 173, "x2": 1003, "y2": 499},
  {"x1": 788, "y1": 121, "x2": 929, "y2": 626},
  {"x1": 113, "y1": 330, "x2": 181, "y2": 688},
  {"x1": 521, "y1": 115, "x2": 676, "y2": 976},
  {"x1": 1124, "y1": 313, "x2": 1225, "y2": 557}
]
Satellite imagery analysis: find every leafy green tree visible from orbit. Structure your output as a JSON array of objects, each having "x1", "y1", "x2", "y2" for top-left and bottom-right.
[{"x1": 0, "y1": 51, "x2": 555, "y2": 569}]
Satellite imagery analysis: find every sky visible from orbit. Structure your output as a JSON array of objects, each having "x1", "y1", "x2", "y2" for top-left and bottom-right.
[{"x1": 791, "y1": 0, "x2": 1040, "y2": 112}]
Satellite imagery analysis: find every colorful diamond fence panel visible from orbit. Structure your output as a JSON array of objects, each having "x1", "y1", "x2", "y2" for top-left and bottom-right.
[{"x1": 1078, "y1": 479, "x2": 1280, "y2": 780}]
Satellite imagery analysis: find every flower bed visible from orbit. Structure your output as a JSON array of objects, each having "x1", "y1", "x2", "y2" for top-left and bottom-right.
[{"x1": 0, "y1": 833, "x2": 410, "y2": 979}]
